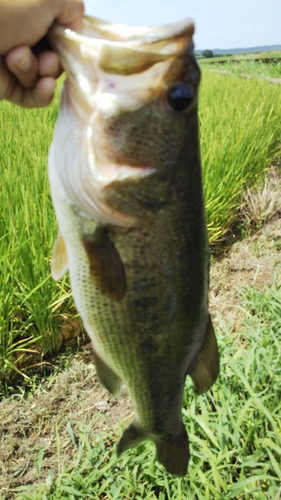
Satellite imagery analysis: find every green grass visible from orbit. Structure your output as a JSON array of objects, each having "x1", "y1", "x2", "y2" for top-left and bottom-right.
[
  {"x1": 0, "y1": 90, "x2": 74, "y2": 387},
  {"x1": 13, "y1": 282, "x2": 281, "y2": 499},
  {"x1": 203, "y1": 59, "x2": 281, "y2": 79},
  {"x1": 200, "y1": 50, "x2": 281, "y2": 63},
  {"x1": 200, "y1": 71, "x2": 281, "y2": 242},
  {"x1": 0, "y1": 72, "x2": 281, "y2": 383}
]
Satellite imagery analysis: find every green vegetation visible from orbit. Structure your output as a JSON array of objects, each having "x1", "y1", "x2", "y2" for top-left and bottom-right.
[
  {"x1": 200, "y1": 50, "x2": 281, "y2": 78},
  {"x1": 203, "y1": 59, "x2": 281, "y2": 79},
  {"x1": 1, "y1": 72, "x2": 281, "y2": 384},
  {"x1": 0, "y1": 91, "x2": 73, "y2": 388},
  {"x1": 1, "y1": 65, "x2": 281, "y2": 499},
  {"x1": 13, "y1": 282, "x2": 281, "y2": 499},
  {"x1": 200, "y1": 71, "x2": 281, "y2": 242},
  {"x1": 201, "y1": 49, "x2": 214, "y2": 58},
  {"x1": 200, "y1": 50, "x2": 281, "y2": 62}
]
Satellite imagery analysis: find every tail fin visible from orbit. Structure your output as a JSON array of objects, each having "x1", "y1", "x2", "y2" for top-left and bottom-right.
[
  {"x1": 117, "y1": 421, "x2": 189, "y2": 477},
  {"x1": 117, "y1": 421, "x2": 145, "y2": 456},
  {"x1": 155, "y1": 425, "x2": 189, "y2": 477}
]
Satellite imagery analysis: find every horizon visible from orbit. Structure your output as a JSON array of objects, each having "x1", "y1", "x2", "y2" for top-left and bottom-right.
[{"x1": 199, "y1": 43, "x2": 281, "y2": 52}]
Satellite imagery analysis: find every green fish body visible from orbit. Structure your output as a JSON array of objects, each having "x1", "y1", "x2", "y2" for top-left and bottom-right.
[{"x1": 49, "y1": 16, "x2": 219, "y2": 476}]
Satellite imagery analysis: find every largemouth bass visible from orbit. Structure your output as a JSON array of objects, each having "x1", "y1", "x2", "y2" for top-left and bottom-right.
[{"x1": 48, "y1": 15, "x2": 219, "y2": 477}]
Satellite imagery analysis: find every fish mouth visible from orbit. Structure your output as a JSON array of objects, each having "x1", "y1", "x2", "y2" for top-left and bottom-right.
[
  {"x1": 49, "y1": 15, "x2": 195, "y2": 59},
  {"x1": 81, "y1": 15, "x2": 194, "y2": 43},
  {"x1": 48, "y1": 16, "x2": 195, "y2": 114}
]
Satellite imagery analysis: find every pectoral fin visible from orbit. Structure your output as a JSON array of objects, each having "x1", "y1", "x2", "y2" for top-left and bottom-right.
[
  {"x1": 94, "y1": 352, "x2": 123, "y2": 398},
  {"x1": 51, "y1": 233, "x2": 68, "y2": 280},
  {"x1": 82, "y1": 227, "x2": 126, "y2": 301},
  {"x1": 189, "y1": 316, "x2": 220, "y2": 395}
]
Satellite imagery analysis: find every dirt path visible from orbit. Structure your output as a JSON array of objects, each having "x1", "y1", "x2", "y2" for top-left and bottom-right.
[{"x1": 1, "y1": 215, "x2": 281, "y2": 498}]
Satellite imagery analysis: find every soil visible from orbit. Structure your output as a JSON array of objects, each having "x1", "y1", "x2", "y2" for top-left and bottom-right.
[{"x1": 1, "y1": 180, "x2": 281, "y2": 499}]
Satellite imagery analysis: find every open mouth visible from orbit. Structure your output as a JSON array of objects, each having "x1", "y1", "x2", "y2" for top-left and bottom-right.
[{"x1": 48, "y1": 16, "x2": 195, "y2": 113}]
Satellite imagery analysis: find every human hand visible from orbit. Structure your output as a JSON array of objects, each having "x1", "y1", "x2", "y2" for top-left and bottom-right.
[{"x1": 0, "y1": 0, "x2": 84, "y2": 108}]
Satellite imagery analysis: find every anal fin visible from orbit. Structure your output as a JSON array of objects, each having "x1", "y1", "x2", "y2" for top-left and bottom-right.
[
  {"x1": 189, "y1": 316, "x2": 220, "y2": 395},
  {"x1": 94, "y1": 352, "x2": 123, "y2": 398},
  {"x1": 51, "y1": 233, "x2": 68, "y2": 280}
]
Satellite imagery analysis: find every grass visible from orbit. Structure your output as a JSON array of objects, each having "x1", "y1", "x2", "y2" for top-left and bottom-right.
[
  {"x1": 0, "y1": 71, "x2": 281, "y2": 383},
  {"x1": 241, "y1": 168, "x2": 281, "y2": 230},
  {"x1": 200, "y1": 71, "x2": 281, "y2": 243},
  {"x1": 1, "y1": 70, "x2": 281, "y2": 498},
  {"x1": 203, "y1": 59, "x2": 281, "y2": 79},
  {"x1": 10, "y1": 282, "x2": 281, "y2": 499},
  {"x1": 0, "y1": 92, "x2": 77, "y2": 387},
  {"x1": 200, "y1": 50, "x2": 281, "y2": 63}
]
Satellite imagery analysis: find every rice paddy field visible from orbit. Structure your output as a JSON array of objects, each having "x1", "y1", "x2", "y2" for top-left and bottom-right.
[
  {"x1": 200, "y1": 49, "x2": 281, "y2": 62},
  {"x1": 1, "y1": 65, "x2": 281, "y2": 498},
  {"x1": 200, "y1": 50, "x2": 281, "y2": 80}
]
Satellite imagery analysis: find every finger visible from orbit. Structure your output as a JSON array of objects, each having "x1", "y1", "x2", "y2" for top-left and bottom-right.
[
  {"x1": 0, "y1": 57, "x2": 15, "y2": 101},
  {"x1": 38, "y1": 51, "x2": 62, "y2": 79},
  {"x1": 7, "y1": 76, "x2": 56, "y2": 108},
  {"x1": 5, "y1": 46, "x2": 38, "y2": 89},
  {"x1": 53, "y1": 0, "x2": 85, "y2": 32}
]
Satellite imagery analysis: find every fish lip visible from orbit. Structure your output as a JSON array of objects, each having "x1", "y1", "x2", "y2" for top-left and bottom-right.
[
  {"x1": 48, "y1": 16, "x2": 195, "y2": 73},
  {"x1": 81, "y1": 15, "x2": 195, "y2": 42},
  {"x1": 48, "y1": 16, "x2": 197, "y2": 115},
  {"x1": 49, "y1": 16, "x2": 195, "y2": 47}
]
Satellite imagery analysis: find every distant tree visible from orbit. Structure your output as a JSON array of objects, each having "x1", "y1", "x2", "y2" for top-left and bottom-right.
[{"x1": 202, "y1": 50, "x2": 214, "y2": 58}]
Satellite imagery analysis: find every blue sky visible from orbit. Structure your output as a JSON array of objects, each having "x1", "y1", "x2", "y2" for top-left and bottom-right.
[{"x1": 83, "y1": 0, "x2": 281, "y2": 50}]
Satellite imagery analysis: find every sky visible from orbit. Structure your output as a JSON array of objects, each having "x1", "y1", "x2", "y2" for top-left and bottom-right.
[{"x1": 83, "y1": 0, "x2": 281, "y2": 50}]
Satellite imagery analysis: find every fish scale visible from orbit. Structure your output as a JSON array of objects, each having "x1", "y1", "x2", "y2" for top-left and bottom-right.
[{"x1": 48, "y1": 15, "x2": 220, "y2": 476}]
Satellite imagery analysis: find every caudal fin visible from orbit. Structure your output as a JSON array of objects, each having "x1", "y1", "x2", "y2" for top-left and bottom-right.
[
  {"x1": 117, "y1": 421, "x2": 189, "y2": 477},
  {"x1": 155, "y1": 426, "x2": 189, "y2": 477},
  {"x1": 117, "y1": 421, "x2": 145, "y2": 456}
]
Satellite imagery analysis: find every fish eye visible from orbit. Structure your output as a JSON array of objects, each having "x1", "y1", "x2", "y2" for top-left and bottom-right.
[{"x1": 167, "y1": 84, "x2": 195, "y2": 112}]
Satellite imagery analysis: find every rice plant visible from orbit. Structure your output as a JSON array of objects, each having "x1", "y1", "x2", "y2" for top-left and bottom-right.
[
  {"x1": 204, "y1": 59, "x2": 281, "y2": 79},
  {"x1": 200, "y1": 71, "x2": 281, "y2": 242},
  {"x1": 1, "y1": 72, "x2": 281, "y2": 383}
]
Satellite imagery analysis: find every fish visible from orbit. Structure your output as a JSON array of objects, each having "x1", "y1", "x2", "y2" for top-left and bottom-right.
[{"x1": 48, "y1": 15, "x2": 220, "y2": 477}]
